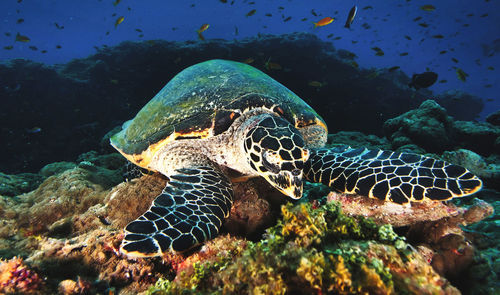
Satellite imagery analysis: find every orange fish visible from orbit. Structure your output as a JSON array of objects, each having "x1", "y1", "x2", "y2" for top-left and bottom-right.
[
  {"x1": 197, "y1": 24, "x2": 209, "y2": 33},
  {"x1": 314, "y1": 17, "x2": 334, "y2": 28}
]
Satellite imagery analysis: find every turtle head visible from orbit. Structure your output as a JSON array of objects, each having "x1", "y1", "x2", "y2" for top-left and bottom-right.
[{"x1": 244, "y1": 115, "x2": 309, "y2": 199}]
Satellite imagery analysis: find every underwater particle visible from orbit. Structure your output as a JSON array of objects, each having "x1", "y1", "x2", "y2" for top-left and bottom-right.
[
  {"x1": 388, "y1": 66, "x2": 400, "y2": 72},
  {"x1": 15, "y1": 32, "x2": 30, "y2": 42},
  {"x1": 3, "y1": 45, "x2": 13, "y2": 50},
  {"x1": 115, "y1": 16, "x2": 124, "y2": 28},
  {"x1": 197, "y1": 23, "x2": 209, "y2": 33},
  {"x1": 404, "y1": 35, "x2": 412, "y2": 40},
  {"x1": 16, "y1": 18, "x2": 24, "y2": 24},
  {"x1": 420, "y1": 5, "x2": 436, "y2": 11},
  {"x1": 313, "y1": 17, "x2": 334, "y2": 28},
  {"x1": 363, "y1": 6, "x2": 373, "y2": 10},
  {"x1": 432, "y1": 34, "x2": 444, "y2": 39},
  {"x1": 418, "y1": 22, "x2": 429, "y2": 27},
  {"x1": 283, "y1": 16, "x2": 292, "y2": 22},
  {"x1": 399, "y1": 52, "x2": 409, "y2": 56},
  {"x1": 344, "y1": 5, "x2": 357, "y2": 28},
  {"x1": 413, "y1": 16, "x2": 422, "y2": 21},
  {"x1": 105, "y1": 31, "x2": 110, "y2": 35},
  {"x1": 246, "y1": 9, "x2": 256, "y2": 17},
  {"x1": 451, "y1": 57, "x2": 459, "y2": 63},
  {"x1": 113, "y1": 0, "x2": 120, "y2": 6},
  {"x1": 112, "y1": 13, "x2": 117, "y2": 17},
  {"x1": 234, "y1": 26, "x2": 238, "y2": 35},
  {"x1": 409, "y1": 71, "x2": 438, "y2": 89},
  {"x1": 456, "y1": 68, "x2": 468, "y2": 82}
]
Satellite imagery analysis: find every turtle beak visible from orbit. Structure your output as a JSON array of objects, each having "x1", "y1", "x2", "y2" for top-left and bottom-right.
[{"x1": 265, "y1": 170, "x2": 304, "y2": 199}]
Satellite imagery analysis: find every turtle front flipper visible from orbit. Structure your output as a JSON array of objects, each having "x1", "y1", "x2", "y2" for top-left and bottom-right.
[
  {"x1": 304, "y1": 145, "x2": 482, "y2": 204},
  {"x1": 121, "y1": 165, "x2": 233, "y2": 257}
]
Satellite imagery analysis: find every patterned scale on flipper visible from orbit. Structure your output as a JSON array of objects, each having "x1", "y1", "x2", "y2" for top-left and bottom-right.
[
  {"x1": 121, "y1": 165, "x2": 233, "y2": 257},
  {"x1": 304, "y1": 145, "x2": 482, "y2": 204}
]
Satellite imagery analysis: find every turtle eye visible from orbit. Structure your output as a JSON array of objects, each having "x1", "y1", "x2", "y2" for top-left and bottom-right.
[{"x1": 262, "y1": 150, "x2": 281, "y2": 174}]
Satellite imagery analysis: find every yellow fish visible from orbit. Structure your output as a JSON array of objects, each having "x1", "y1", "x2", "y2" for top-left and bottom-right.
[
  {"x1": 313, "y1": 17, "x2": 334, "y2": 28},
  {"x1": 115, "y1": 16, "x2": 124, "y2": 28},
  {"x1": 197, "y1": 24, "x2": 209, "y2": 33},
  {"x1": 264, "y1": 58, "x2": 282, "y2": 70},
  {"x1": 113, "y1": 0, "x2": 121, "y2": 6},
  {"x1": 456, "y1": 68, "x2": 468, "y2": 82},
  {"x1": 420, "y1": 5, "x2": 436, "y2": 11},
  {"x1": 242, "y1": 57, "x2": 254, "y2": 64},
  {"x1": 15, "y1": 33, "x2": 30, "y2": 42},
  {"x1": 308, "y1": 81, "x2": 324, "y2": 88}
]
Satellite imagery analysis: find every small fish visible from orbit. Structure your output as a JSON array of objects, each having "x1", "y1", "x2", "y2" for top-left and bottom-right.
[
  {"x1": 301, "y1": 18, "x2": 307, "y2": 21},
  {"x1": 466, "y1": 13, "x2": 474, "y2": 17},
  {"x1": 404, "y1": 35, "x2": 412, "y2": 40},
  {"x1": 420, "y1": 5, "x2": 436, "y2": 11},
  {"x1": 138, "y1": 34, "x2": 144, "y2": 38},
  {"x1": 327, "y1": 33, "x2": 334, "y2": 38},
  {"x1": 480, "y1": 13, "x2": 488, "y2": 17},
  {"x1": 55, "y1": 22, "x2": 64, "y2": 29},
  {"x1": 248, "y1": 1, "x2": 255, "y2": 4},
  {"x1": 278, "y1": 6, "x2": 284, "y2": 10},
  {"x1": 5, "y1": 32, "x2": 11, "y2": 36},
  {"x1": 487, "y1": 66, "x2": 494, "y2": 70},
  {"x1": 56, "y1": 44, "x2": 62, "y2": 49},
  {"x1": 112, "y1": 13, "x2": 117, "y2": 17},
  {"x1": 486, "y1": 98, "x2": 493, "y2": 102},
  {"x1": 28, "y1": 45, "x2": 37, "y2": 51},
  {"x1": 115, "y1": 16, "x2": 124, "y2": 28},
  {"x1": 352, "y1": 40, "x2": 358, "y2": 44},
  {"x1": 135, "y1": 28, "x2": 143, "y2": 32},
  {"x1": 311, "y1": 9, "x2": 318, "y2": 17},
  {"x1": 264, "y1": 58, "x2": 282, "y2": 70},
  {"x1": 26, "y1": 127, "x2": 42, "y2": 134},
  {"x1": 113, "y1": 0, "x2": 120, "y2": 6},
  {"x1": 413, "y1": 16, "x2": 422, "y2": 22},
  {"x1": 197, "y1": 24, "x2": 209, "y2": 33},
  {"x1": 106, "y1": 31, "x2": 110, "y2": 35},
  {"x1": 418, "y1": 22, "x2": 429, "y2": 27},
  {"x1": 313, "y1": 17, "x2": 334, "y2": 28},
  {"x1": 283, "y1": 16, "x2": 292, "y2": 22},
  {"x1": 484, "y1": 84, "x2": 492, "y2": 88},
  {"x1": 409, "y1": 71, "x2": 438, "y2": 89},
  {"x1": 16, "y1": 18, "x2": 24, "y2": 24},
  {"x1": 265, "y1": 13, "x2": 272, "y2": 17},
  {"x1": 362, "y1": 6, "x2": 373, "y2": 10},
  {"x1": 439, "y1": 79, "x2": 447, "y2": 83},
  {"x1": 220, "y1": 0, "x2": 227, "y2": 3},
  {"x1": 451, "y1": 57, "x2": 459, "y2": 63},
  {"x1": 127, "y1": 6, "x2": 131, "y2": 11},
  {"x1": 246, "y1": 9, "x2": 256, "y2": 17},
  {"x1": 375, "y1": 51, "x2": 384, "y2": 56},
  {"x1": 334, "y1": 36, "x2": 341, "y2": 40},
  {"x1": 15, "y1": 33, "x2": 30, "y2": 42},
  {"x1": 308, "y1": 81, "x2": 325, "y2": 88},
  {"x1": 242, "y1": 57, "x2": 254, "y2": 64},
  {"x1": 371, "y1": 46, "x2": 382, "y2": 52},
  {"x1": 432, "y1": 34, "x2": 444, "y2": 39},
  {"x1": 388, "y1": 66, "x2": 400, "y2": 72},
  {"x1": 439, "y1": 50, "x2": 447, "y2": 54},
  {"x1": 41, "y1": 50, "x2": 47, "y2": 53},
  {"x1": 361, "y1": 23, "x2": 371, "y2": 29},
  {"x1": 344, "y1": 5, "x2": 357, "y2": 28},
  {"x1": 399, "y1": 52, "x2": 409, "y2": 56},
  {"x1": 197, "y1": 32, "x2": 205, "y2": 40},
  {"x1": 456, "y1": 68, "x2": 468, "y2": 82},
  {"x1": 3, "y1": 45, "x2": 13, "y2": 50}
]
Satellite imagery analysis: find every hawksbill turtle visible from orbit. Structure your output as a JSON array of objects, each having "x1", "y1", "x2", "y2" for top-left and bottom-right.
[{"x1": 110, "y1": 59, "x2": 482, "y2": 257}]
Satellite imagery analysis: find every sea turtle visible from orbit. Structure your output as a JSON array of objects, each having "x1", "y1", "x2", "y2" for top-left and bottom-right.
[{"x1": 110, "y1": 59, "x2": 482, "y2": 258}]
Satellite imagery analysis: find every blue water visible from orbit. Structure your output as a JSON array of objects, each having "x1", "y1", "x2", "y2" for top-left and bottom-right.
[{"x1": 1, "y1": 0, "x2": 499, "y2": 118}]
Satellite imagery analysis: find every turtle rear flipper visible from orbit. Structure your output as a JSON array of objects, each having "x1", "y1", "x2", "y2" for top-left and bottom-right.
[
  {"x1": 121, "y1": 165, "x2": 233, "y2": 257},
  {"x1": 304, "y1": 145, "x2": 482, "y2": 204}
]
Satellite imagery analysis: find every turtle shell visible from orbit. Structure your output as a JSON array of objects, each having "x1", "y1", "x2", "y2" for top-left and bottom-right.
[{"x1": 111, "y1": 59, "x2": 326, "y2": 168}]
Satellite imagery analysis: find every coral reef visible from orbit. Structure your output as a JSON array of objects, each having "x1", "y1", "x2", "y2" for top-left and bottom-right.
[
  {"x1": 0, "y1": 172, "x2": 43, "y2": 197},
  {"x1": 485, "y1": 109, "x2": 500, "y2": 126},
  {"x1": 149, "y1": 202, "x2": 460, "y2": 294},
  {"x1": 384, "y1": 99, "x2": 500, "y2": 156}
]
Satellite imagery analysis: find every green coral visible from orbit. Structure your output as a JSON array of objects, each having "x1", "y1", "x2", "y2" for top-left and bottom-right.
[{"x1": 150, "y1": 201, "x2": 453, "y2": 294}]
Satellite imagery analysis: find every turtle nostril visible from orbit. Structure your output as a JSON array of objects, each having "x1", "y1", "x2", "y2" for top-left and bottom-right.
[{"x1": 292, "y1": 169, "x2": 300, "y2": 176}]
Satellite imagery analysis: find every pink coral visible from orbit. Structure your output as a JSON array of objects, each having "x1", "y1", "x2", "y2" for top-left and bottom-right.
[{"x1": 0, "y1": 257, "x2": 44, "y2": 294}]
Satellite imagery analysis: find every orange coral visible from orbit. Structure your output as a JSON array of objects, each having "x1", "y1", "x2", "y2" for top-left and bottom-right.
[{"x1": 0, "y1": 257, "x2": 44, "y2": 294}]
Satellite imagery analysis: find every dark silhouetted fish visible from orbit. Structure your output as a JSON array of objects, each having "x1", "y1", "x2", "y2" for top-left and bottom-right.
[
  {"x1": 409, "y1": 71, "x2": 438, "y2": 89},
  {"x1": 344, "y1": 5, "x2": 357, "y2": 28}
]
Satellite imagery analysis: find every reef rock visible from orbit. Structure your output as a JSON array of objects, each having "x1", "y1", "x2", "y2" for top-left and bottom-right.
[
  {"x1": 0, "y1": 172, "x2": 43, "y2": 197},
  {"x1": 485, "y1": 109, "x2": 500, "y2": 126}
]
